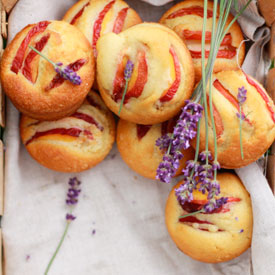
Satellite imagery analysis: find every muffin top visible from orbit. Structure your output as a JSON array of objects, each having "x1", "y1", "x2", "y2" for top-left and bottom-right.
[
  {"x1": 166, "y1": 172, "x2": 253, "y2": 263},
  {"x1": 97, "y1": 22, "x2": 195, "y2": 125},
  {"x1": 197, "y1": 70, "x2": 275, "y2": 168},
  {"x1": 1, "y1": 20, "x2": 94, "y2": 120},
  {"x1": 20, "y1": 90, "x2": 115, "y2": 172},
  {"x1": 159, "y1": 0, "x2": 245, "y2": 81}
]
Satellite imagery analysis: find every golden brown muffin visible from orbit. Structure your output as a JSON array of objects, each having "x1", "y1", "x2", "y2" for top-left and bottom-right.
[
  {"x1": 166, "y1": 173, "x2": 253, "y2": 263},
  {"x1": 96, "y1": 22, "x2": 195, "y2": 125},
  {"x1": 117, "y1": 117, "x2": 195, "y2": 179},
  {"x1": 63, "y1": 0, "x2": 142, "y2": 56},
  {"x1": 1, "y1": 20, "x2": 94, "y2": 120},
  {"x1": 159, "y1": 0, "x2": 245, "y2": 81},
  {"x1": 20, "y1": 91, "x2": 115, "y2": 172},
  {"x1": 196, "y1": 70, "x2": 275, "y2": 168}
]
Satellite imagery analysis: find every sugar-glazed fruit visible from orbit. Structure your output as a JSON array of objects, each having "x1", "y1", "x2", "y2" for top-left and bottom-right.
[
  {"x1": 20, "y1": 91, "x2": 115, "y2": 172},
  {"x1": 159, "y1": 0, "x2": 245, "y2": 81},
  {"x1": 1, "y1": 20, "x2": 94, "y2": 120},
  {"x1": 166, "y1": 172, "x2": 253, "y2": 263},
  {"x1": 96, "y1": 22, "x2": 195, "y2": 125}
]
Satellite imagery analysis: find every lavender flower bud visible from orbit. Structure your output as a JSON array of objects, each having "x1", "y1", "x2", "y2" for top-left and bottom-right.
[
  {"x1": 124, "y1": 60, "x2": 134, "y2": 81},
  {"x1": 66, "y1": 213, "x2": 76, "y2": 221},
  {"x1": 236, "y1": 112, "x2": 246, "y2": 120},
  {"x1": 237, "y1": 86, "x2": 247, "y2": 105},
  {"x1": 156, "y1": 100, "x2": 203, "y2": 183},
  {"x1": 66, "y1": 177, "x2": 81, "y2": 205},
  {"x1": 55, "y1": 64, "x2": 82, "y2": 85}
]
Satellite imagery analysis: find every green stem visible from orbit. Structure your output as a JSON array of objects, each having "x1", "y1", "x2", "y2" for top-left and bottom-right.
[
  {"x1": 201, "y1": 0, "x2": 209, "y2": 165},
  {"x1": 179, "y1": 209, "x2": 204, "y2": 219},
  {"x1": 208, "y1": 0, "x2": 219, "y2": 181},
  {"x1": 218, "y1": 0, "x2": 253, "y2": 45},
  {"x1": 239, "y1": 105, "x2": 244, "y2": 160},
  {"x1": 44, "y1": 221, "x2": 71, "y2": 275},
  {"x1": 192, "y1": 0, "x2": 227, "y2": 99},
  {"x1": 28, "y1": 45, "x2": 57, "y2": 68},
  {"x1": 118, "y1": 80, "x2": 129, "y2": 115},
  {"x1": 194, "y1": 98, "x2": 204, "y2": 162}
]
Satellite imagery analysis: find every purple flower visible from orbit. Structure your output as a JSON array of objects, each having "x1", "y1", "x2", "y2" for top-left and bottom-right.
[
  {"x1": 239, "y1": 229, "x2": 244, "y2": 233},
  {"x1": 236, "y1": 112, "x2": 245, "y2": 120},
  {"x1": 175, "y1": 179, "x2": 195, "y2": 205},
  {"x1": 124, "y1": 60, "x2": 134, "y2": 80},
  {"x1": 66, "y1": 177, "x2": 81, "y2": 205},
  {"x1": 156, "y1": 154, "x2": 177, "y2": 183},
  {"x1": 156, "y1": 100, "x2": 203, "y2": 183},
  {"x1": 155, "y1": 133, "x2": 172, "y2": 150},
  {"x1": 66, "y1": 213, "x2": 76, "y2": 221},
  {"x1": 203, "y1": 197, "x2": 228, "y2": 213},
  {"x1": 237, "y1": 86, "x2": 247, "y2": 105},
  {"x1": 199, "y1": 151, "x2": 213, "y2": 161},
  {"x1": 55, "y1": 63, "x2": 82, "y2": 85}
]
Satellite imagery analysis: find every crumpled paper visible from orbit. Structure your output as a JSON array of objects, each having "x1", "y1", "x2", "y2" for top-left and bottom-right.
[{"x1": 2, "y1": 1, "x2": 275, "y2": 275}]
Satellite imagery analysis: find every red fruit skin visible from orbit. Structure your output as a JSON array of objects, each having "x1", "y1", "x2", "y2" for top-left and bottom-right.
[
  {"x1": 160, "y1": 47, "x2": 181, "y2": 103},
  {"x1": 213, "y1": 79, "x2": 252, "y2": 125},
  {"x1": 11, "y1": 21, "x2": 51, "y2": 74},
  {"x1": 182, "y1": 30, "x2": 232, "y2": 46},
  {"x1": 70, "y1": 2, "x2": 90, "y2": 25},
  {"x1": 112, "y1": 51, "x2": 148, "y2": 104},
  {"x1": 92, "y1": 0, "x2": 115, "y2": 54},
  {"x1": 45, "y1": 59, "x2": 86, "y2": 91},
  {"x1": 22, "y1": 34, "x2": 50, "y2": 82},
  {"x1": 26, "y1": 127, "x2": 94, "y2": 146},
  {"x1": 190, "y1": 48, "x2": 236, "y2": 59},
  {"x1": 245, "y1": 73, "x2": 275, "y2": 123},
  {"x1": 113, "y1": 7, "x2": 129, "y2": 34},
  {"x1": 71, "y1": 112, "x2": 103, "y2": 131},
  {"x1": 166, "y1": 6, "x2": 213, "y2": 19},
  {"x1": 124, "y1": 51, "x2": 148, "y2": 103},
  {"x1": 136, "y1": 124, "x2": 152, "y2": 140}
]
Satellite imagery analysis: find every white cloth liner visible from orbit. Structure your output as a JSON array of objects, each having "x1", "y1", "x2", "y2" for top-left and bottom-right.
[{"x1": 2, "y1": 0, "x2": 275, "y2": 274}]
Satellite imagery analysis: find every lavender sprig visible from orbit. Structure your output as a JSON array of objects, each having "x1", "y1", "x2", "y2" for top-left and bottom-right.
[
  {"x1": 236, "y1": 86, "x2": 247, "y2": 159},
  {"x1": 156, "y1": 100, "x2": 203, "y2": 183},
  {"x1": 155, "y1": 0, "x2": 252, "y2": 218},
  {"x1": 175, "y1": 151, "x2": 225, "y2": 215},
  {"x1": 28, "y1": 45, "x2": 82, "y2": 85},
  {"x1": 44, "y1": 177, "x2": 81, "y2": 275},
  {"x1": 118, "y1": 60, "x2": 134, "y2": 115}
]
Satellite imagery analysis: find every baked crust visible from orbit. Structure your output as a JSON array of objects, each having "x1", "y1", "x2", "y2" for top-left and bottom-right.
[
  {"x1": 97, "y1": 22, "x2": 195, "y2": 125},
  {"x1": 166, "y1": 173, "x2": 253, "y2": 263},
  {"x1": 117, "y1": 118, "x2": 195, "y2": 179},
  {"x1": 197, "y1": 70, "x2": 275, "y2": 168},
  {"x1": 1, "y1": 20, "x2": 95, "y2": 120},
  {"x1": 20, "y1": 91, "x2": 115, "y2": 172},
  {"x1": 159, "y1": 0, "x2": 245, "y2": 82}
]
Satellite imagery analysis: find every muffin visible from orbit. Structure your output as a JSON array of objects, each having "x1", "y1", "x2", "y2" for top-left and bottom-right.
[
  {"x1": 166, "y1": 172, "x2": 253, "y2": 263},
  {"x1": 97, "y1": 22, "x2": 195, "y2": 124},
  {"x1": 197, "y1": 70, "x2": 275, "y2": 168},
  {"x1": 63, "y1": 0, "x2": 142, "y2": 56},
  {"x1": 159, "y1": 0, "x2": 245, "y2": 81},
  {"x1": 117, "y1": 116, "x2": 195, "y2": 179},
  {"x1": 20, "y1": 91, "x2": 115, "y2": 172},
  {"x1": 1, "y1": 20, "x2": 94, "y2": 120}
]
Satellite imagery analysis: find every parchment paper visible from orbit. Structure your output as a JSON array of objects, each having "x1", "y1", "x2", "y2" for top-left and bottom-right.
[{"x1": 2, "y1": 1, "x2": 275, "y2": 275}]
